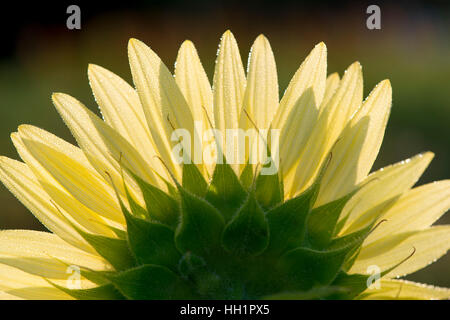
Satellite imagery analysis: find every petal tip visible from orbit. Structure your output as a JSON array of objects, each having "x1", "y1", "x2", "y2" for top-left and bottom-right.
[
  {"x1": 316, "y1": 41, "x2": 327, "y2": 50},
  {"x1": 221, "y1": 30, "x2": 236, "y2": 42},
  {"x1": 381, "y1": 79, "x2": 392, "y2": 88},
  {"x1": 87, "y1": 63, "x2": 100, "y2": 73},
  {"x1": 128, "y1": 38, "x2": 145, "y2": 52},
  {"x1": 421, "y1": 151, "x2": 435, "y2": 161},
  {"x1": 351, "y1": 61, "x2": 362, "y2": 69},
  {"x1": 181, "y1": 39, "x2": 194, "y2": 47}
]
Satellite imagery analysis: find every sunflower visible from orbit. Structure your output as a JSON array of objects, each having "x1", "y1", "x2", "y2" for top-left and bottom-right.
[{"x1": 0, "y1": 30, "x2": 449, "y2": 300}]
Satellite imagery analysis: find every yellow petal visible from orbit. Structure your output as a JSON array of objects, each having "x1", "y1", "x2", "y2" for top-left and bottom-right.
[
  {"x1": 340, "y1": 152, "x2": 434, "y2": 233},
  {"x1": 212, "y1": 30, "x2": 246, "y2": 171},
  {"x1": 286, "y1": 62, "x2": 363, "y2": 196},
  {"x1": 241, "y1": 34, "x2": 279, "y2": 131},
  {"x1": 238, "y1": 34, "x2": 278, "y2": 173},
  {"x1": 16, "y1": 125, "x2": 124, "y2": 224},
  {"x1": 316, "y1": 80, "x2": 392, "y2": 205},
  {"x1": 363, "y1": 180, "x2": 450, "y2": 244},
  {"x1": 359, "y1": 279, "x2": 450, "y2": 300},
  {"x1": 349, "y1": 79, "x2": 392, "y2": 178},
  {"x1": 0, "y1": 230, "x2": 110, "y2": 279},
  {"x1": 320, "y1": 72, "x2": 340, "y2": 110},
  {"x1": 174, "y1": 40, "x2": 214, "y2": 177},
  {"x1": 128, "y1": 38, "x2": 195, "y2": 180},
  {"x1": 11, "y1": 127, "x2": 122, "y2": 235},
  {"x1": 0, "y1": 264, "x2": 73, "y2": 300},
  {"x1": 274, "y1": 42, "x2": 327, "y2": 175},
  {"x1": 175, "y1": 40, "x2": 214, "y2": 127},
  {"x1": 52, "y1": 92, "x2": 159, "y2": 198},
  {"x1": 0, "y1": 157, "x2": 91, "y2": 253},
  {"x1": 88, "y1": 64, "x2": 168, "y2": 181},
  {"x1": 0, "y1": 291, "x2": 22, "y2": 300},
  {"x1": 38, "y1": 181, "x2": 120, "y2": 237},
  {"x1": 350, "y1": 226, "x2": 450, "y2": 278}
]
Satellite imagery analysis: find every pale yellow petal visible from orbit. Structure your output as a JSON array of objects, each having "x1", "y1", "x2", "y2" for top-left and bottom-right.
[
  {"x1": 359, "y1": 279, "x2": 450, "y2": 300},
  {"x1": 175, "y1": 40, "x2": 214, "y2": 126},
  {"x1": 213, "y1": 30, "x2": 246, "y2": 133},
  {"x1": 17, "y1": 126, "x2": 124, "y2": 224},
  {"x1": 128, "y1": 38, "x2": 195, "y2": 180},
  {"x1": 52, "y1": 92, "x2": 158, "y2": 200},
  {"x1": 350, "y1": 226, "x2": 450, "y2": 278},
  {"x1": 0, "y1": 157, "x2": 92, "y2": 253},
  {"x1": 0, "y1": 230, "x2": 111, "y2": 279},
  {"x1": 0, "y1": 290, "x2": 22, "y2": 300},
  {"x1": 0, "y1": 264, "x2": 73, "y2": 300},
  {"x1": 212, "y1": 30, "x2": 246, "y2": 171},
  {"x1": 340, "y1": 152, "x2": 434, "y2": 233},
  {"x1": 11, "y1": 127, "x2": 123, "y2": 234},
  {"x1": 274, "y1": 42, "x2": 327, "y2": 175},
  {"x1": 174, "y1": 40, "x2": 214, "y2": 177},
  {"x1": 320, "y1": 72, "x2": 340, "y2": 110},
  {"x1": 241, "y1": 34, "x2": 279, "y2": 131},
  {"x1": 237, "y1": 34, "x2": 278, "y2": 173},
  {"x1": 286, "y1": 62, "x2": 363, "y2": 196},
  {"x1": 88, "y1": 64, "x2": 168, "y2": 182},
  {"x1": 363, "y1": 180, "x2": 450, "y2": 244},
  {"x1": 272, "y1": 42, "x2": 327, "y2": 129},
  {"x1": 316, "y1": 80, "x2": 392, "y2": 205}
]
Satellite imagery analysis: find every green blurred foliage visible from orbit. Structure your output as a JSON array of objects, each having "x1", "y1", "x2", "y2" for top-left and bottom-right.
[{"x1": 0, "y1": 3, "x2": 449, "y2": 287}]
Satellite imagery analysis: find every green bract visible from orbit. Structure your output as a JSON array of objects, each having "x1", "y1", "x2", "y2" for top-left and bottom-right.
[{"x1": 55, "y1": 157, "x2": 395, "y2": 300}]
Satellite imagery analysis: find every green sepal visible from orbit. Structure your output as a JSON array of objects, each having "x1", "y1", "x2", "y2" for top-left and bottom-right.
[
  {"x1": 59, "y1": 207, "x2": 135, "y2": 272},
  {"x1": 182, "y1": 163, "x2": 208, "y2": 197},
  {"x1": 239, "y1": 161, "x2": 254, "y2": 191},
  {"x1": 48, "y1": 281, "x2": 125, "y2": 300},
  {"x1": 307, "y1": 188, "x2": 359, "y2": 249},
  {"x1": 50, "y1": 194, "x2": 136, "y2": 272},
  {"x1": 175, "y1": 187, "x2": 225, "y2": 257},
  {"x1": 78, "y1": 268, "x2": 114, "y2": 286},
  {"x1": 106, "y1": 264, "x2": 192, "y2": 299},
  {"x1": 254, "y1": 157, "x2": 283, "y2": 210},
  {"x1": 328, "y1": 272, "x2": 369, "y2": 299},
  {"x1": 265, "y1": 182, "x2": 319, "y2": 256},
  {"x1": 79, "y1": 231, "x2": 136, "y2": 271},
  {"x1": 222, "y1": 192, "x2": 269, "y2": 256},
  {"x1": 123, "y1": 183, "x2": 148, "y2": 219},
  {"x1": 123, "y1": 208, "x2": 180, "y2": 271},
  {"x1": 278, "y1": 247, "x2": 347, "y2": 291},
  {"x1": 205, "y1": 160, "x2": 247, "y2": 221},
  {"x1": 265, "y1": 153, "x2": 332, "y2": 255},
  {"x1": 178, "y1": 251, "x2": 207, "y2": 279},
  {"x1": 107, "y1": 226, "x2": 128, "y2": 240},
  {"x1": 129, "y1": 171, "x2": 179, "y2": 227},
  {"x1": 178, "y1": 252, "x2": 229, "y2": 298},
  {"x1": 278, "y1": 227, "x2": 367, "y2": 291}
]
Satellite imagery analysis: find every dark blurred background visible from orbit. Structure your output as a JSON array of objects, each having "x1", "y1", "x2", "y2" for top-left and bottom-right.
[{"x1": 0, "y1": 1, "x2": 449, "y2": 286}]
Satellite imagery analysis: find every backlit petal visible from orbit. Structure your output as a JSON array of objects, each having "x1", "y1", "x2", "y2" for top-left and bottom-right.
[
  {"x1": 351, "y1": 226, "x2": 450, "y2": 278},
  {"x1": 340, "y1": 152, "x2": 434, "y2": 233},
  {"x1": 274, "y1": 42, "x2": 327, "y2": 175},
  {"x1": 316, "y1": 80, "x2": 392, "y2": 205},
  {"x1": 359, "y1": 279, "x2": 450, "y2": 300}
]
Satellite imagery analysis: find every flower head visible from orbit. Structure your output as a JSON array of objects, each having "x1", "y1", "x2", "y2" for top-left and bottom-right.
[{"x1": 0, "y1": 30, "x2": 449, "y2": 300}]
